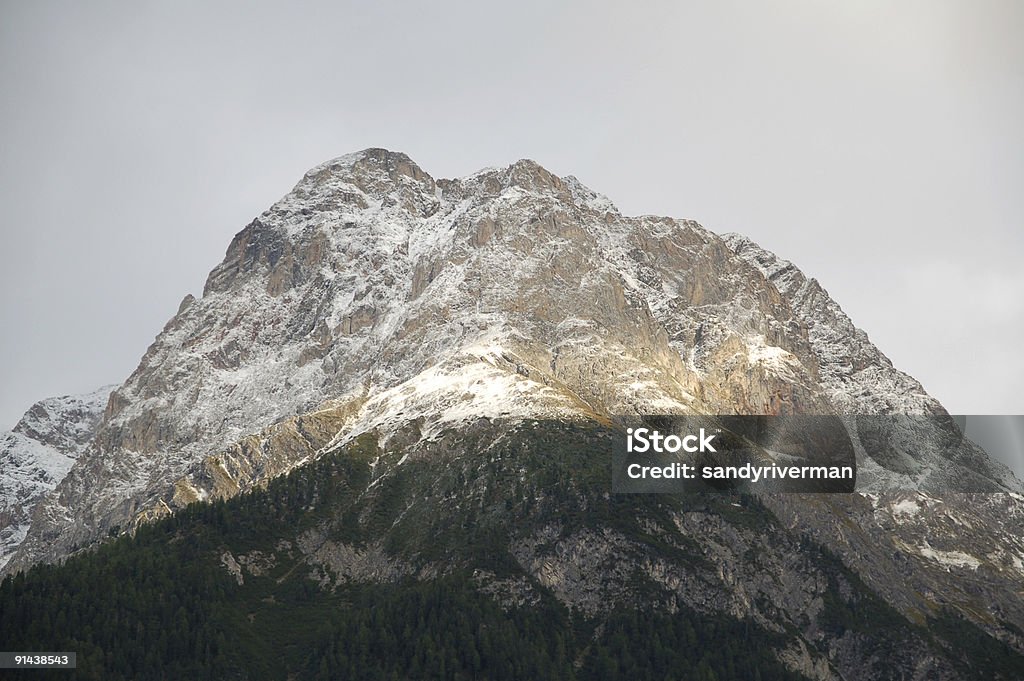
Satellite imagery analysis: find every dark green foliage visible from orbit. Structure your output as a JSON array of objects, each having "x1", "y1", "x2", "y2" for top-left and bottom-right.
[
  {"x1": 303, "y1": 579, "x2": 577, "y2": 680},
  {"x1": 928, "y1": 610, "x2": 1024, "y2": 680},
  {"x1": 579, "y1": 608, "x2": 804, "y2": 681},
  {"x1": 0, "y1": 426, "x2": 796, "y2": 680},
  {"x1": 0, "y1": 513, "x2": 234, "y2": 680},
  {"x1": 2, "y1": 421, "x2": 1022, "y2": 679}
]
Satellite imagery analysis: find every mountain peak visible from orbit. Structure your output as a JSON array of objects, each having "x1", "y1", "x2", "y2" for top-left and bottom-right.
[
  {"x1": 434, "y1": 157, "x2": 618, "y2": 216},
  {"x1": 292, "y1": 147, "x2": 436, "y2": 209},
  {"x1": 5, "y1": 151, "x2": 1024, "y2": 677},
  {"x1": 503, "y1": 157, "x2": 563, "y2": 190},
  {"x1": 306, "y1": 147, "x2": 427, "y2": 178},
  {"x1": 7, "y1": 149, "x2": 1021, "y2": 581}
]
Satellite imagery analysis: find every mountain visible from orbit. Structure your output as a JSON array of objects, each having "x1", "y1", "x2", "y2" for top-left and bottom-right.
[
  {"x1": 2, "y1": 149, "x2": 1023, "y2": 678},
  {"x1": 3, "y1": 421, "x2": 1024, "y2": 679},
  {"x1": 0, "y1": 385, "x2": 113, "y2": 569}
]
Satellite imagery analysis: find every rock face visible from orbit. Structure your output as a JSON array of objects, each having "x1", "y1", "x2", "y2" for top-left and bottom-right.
[
  {"x1": 0, "y1": 385, "x2": 113, "y2": 568},
  {"x1": 725, "y1": 234, "x2": 1019, "y2": 492},
  {"x1": 3, "y1": 149, "x2": 1023, "y2": 674}
]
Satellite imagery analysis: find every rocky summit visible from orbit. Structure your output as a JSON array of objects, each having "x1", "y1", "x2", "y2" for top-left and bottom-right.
[{"x1": 2, "y1": 149, "x2": 1023, "y2": 678}]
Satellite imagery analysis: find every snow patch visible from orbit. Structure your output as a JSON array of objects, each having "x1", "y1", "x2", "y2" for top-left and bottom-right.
[
  {"x1": 891, "y1": 498, "x2": 921, "y2": 518},
  {"x1": 917, "y1": 543, "x2": 981, "y2": 570}
]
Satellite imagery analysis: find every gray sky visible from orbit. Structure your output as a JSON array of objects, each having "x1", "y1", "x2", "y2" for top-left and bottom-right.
[{"x1": 1, "y1": 0, "x2": 1022, "y2": 430}]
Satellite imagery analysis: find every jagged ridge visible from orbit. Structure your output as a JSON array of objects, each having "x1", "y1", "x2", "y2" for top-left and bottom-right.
[{"x1": 2, "y1": 149, "x2": 1023, "y2": 676}]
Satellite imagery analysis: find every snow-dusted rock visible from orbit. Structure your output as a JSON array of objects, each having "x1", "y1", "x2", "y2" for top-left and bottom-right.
[
  {"x1": 0, "y1": 385, "x2": 112, "y2": 568},
  {"x1": 4, "y1": 149, "x2": 1019, "y2": 577}
]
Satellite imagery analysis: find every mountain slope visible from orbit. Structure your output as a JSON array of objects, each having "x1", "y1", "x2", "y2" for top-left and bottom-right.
[
  {"x1": 3, "y1": 149, "x2": 1023, "y2": 677},
  {"x1": 3, "y1": 426, "x2": 1023, "y2": 680},
  {"x1": 7, "y1": 148, "x2": 1016, "y2": 575},
  {"x1": 724, "y1": 233, "x2": 1018, "y2": 491},
  {"x1": 0, "y1": 385, "x2": 113, "y2": 568}
]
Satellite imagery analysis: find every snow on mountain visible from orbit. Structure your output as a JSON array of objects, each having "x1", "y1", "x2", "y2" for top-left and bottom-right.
[
  {"x1": 724, "y1": 233, "x2": 1021, "y2": 492},
  {"x1": 0, "y1": 385, "x2": 113, "y2": 568},
  {"x1": 4, "y1": 148, "x2": 1020, "y2": 577}
]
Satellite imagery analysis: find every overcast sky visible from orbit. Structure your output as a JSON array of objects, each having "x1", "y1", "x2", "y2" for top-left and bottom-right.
[{"x1": 1, "y1": 0, "x2": 1022, "y2": 430}]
